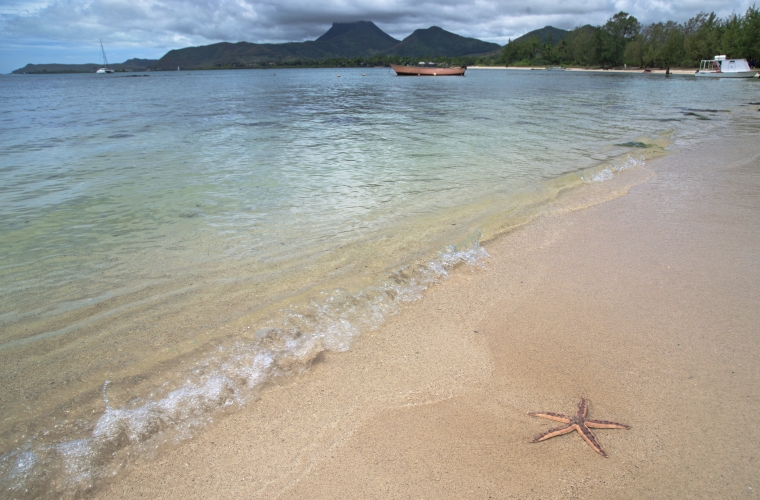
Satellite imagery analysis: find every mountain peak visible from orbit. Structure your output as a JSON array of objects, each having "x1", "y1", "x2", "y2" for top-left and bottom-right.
[
  {"x1": 511, "y1": 26, "x2": 570, "y2": 45},
  {"x1": 317, "y1": 21, "x2": 378, "y2": 42},
  {"x1": 147, "y1": 21, "x2": 501, "y2": 71},
  {"x1": 386, "y1": 26, "x2": 501, "y2": 57},
  {"x1": 314, "y1": 21, "x2": 400, "y2": 57}
]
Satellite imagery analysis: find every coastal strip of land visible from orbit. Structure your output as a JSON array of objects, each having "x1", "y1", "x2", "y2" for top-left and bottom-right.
[
  {"x1": 97, "y1": 119, "x2": 760, "y2": 499},
  {"x1": 469, "y1": 66, "x2": 703, "y2": 75}
]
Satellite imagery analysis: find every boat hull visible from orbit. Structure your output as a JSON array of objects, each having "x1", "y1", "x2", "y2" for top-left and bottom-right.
[
  {"x1": 695, "y1": 70, "x2": 757, "y2": 78},
  {"x1": 390, "y1": 64, "x2": 465, "y2": 76}
]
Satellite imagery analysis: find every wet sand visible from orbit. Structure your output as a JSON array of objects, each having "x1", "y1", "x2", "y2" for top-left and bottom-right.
[{"x1": 97, "y1": 131, "x2": 760, "y2": 498}]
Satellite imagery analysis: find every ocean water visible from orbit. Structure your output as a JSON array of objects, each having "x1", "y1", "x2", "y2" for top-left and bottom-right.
[{"x1": 0, "y1": 67, "x2": 756, "y2": 496}]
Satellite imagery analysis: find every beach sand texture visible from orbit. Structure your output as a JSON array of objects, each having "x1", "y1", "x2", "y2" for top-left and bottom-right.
[
  {"x1": 563, "y1": 68, "x2": 700, "y2": 75},
  {"x1": 470, "y1": 66, "x2": 721, "y2": 75},
  {"x1": 95, "y1": 125, "x2": 760, "y2": 498}
]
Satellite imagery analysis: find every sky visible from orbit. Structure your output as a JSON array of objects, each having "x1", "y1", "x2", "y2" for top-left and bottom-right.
[{"x1": 0, "y1": 0, "x2": 754, "y2": 73}]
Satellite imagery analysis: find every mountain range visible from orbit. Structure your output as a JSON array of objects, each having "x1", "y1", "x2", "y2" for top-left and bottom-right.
[
  {"x1": 155, "y1": 21, "x2": 502, "y2": 70},
  {"x1": 12, "y1": 23, "x2": 566, "y2": 73}
]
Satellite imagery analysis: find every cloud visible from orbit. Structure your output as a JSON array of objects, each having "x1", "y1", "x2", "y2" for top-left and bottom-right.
[{"x1": 0, "y1": 0, "x2": 755, "y2": 71}]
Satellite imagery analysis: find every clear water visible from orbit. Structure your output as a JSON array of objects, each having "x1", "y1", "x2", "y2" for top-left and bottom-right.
[{"x1": 0, "y1": 68, "x2": 755, "y2": 496}]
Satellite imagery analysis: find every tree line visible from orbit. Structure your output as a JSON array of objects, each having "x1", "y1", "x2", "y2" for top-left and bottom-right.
[
  {"x1": 501, "y1": 6, "x2": 760, "y2": 68},
  {"x1": 209, "y1": 54, "x2": 485, "y2": 70}
]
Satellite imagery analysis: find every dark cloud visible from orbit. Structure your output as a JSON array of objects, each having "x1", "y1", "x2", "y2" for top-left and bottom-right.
[{"x1": 0, "y1": 0, "x2": 753, "y2": 72}]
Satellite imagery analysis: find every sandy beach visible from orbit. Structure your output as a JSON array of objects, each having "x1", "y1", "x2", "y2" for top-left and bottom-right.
[
  {"x1": 469, "y1": 66, "x2": 707, "y2": 75},
  {"x1": 93, "y1": 114, "x2": 760, "y2": 498}
]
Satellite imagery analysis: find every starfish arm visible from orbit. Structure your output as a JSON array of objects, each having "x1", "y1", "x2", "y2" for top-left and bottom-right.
[
  {"x1": 576, "y1": 398, "x2": 588, "y2": 418},
  {"x1": 532, "y1": 424, "x2": 575, "y2": 442},
  {"x1": 527, "y1": 412, "x2": 571, "y2": 423},
  {"x1": 576, "y1": 423, "x2": 608, "y2": 457},
  {"x1": 585, "y1": 419, "x2": 631, "y2": 430}
]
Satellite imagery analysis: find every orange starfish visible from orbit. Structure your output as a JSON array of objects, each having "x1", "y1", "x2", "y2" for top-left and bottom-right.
[{"x1": 528, "y1": 398, "x2": 630, "y2": 457}]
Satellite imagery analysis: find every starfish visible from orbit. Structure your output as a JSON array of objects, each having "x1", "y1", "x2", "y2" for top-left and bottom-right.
[{"x1": 528, "y1": 398, "x2": 630, "y2": 457}]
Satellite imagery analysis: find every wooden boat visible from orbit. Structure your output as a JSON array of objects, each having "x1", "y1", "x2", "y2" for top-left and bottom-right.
[
  {"x1": 390, "y1": 64, "x2": 466, "y2": 76},
  {"x1": 695, "y1": 55, "x2": 757, "y2": 78}
]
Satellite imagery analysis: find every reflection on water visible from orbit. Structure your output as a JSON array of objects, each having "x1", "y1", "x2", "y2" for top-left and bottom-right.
[{"x1": 0, "y1": 68, "x2": 751, "y2": 496}]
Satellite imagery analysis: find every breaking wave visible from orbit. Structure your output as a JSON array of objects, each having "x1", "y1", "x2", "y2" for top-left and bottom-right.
[
  {"x1": 584, "y1": 153, "x2": 647, "y2": 183},
  {"x1": 0, "y1": 241, "x2": 487, "y2": 498}
]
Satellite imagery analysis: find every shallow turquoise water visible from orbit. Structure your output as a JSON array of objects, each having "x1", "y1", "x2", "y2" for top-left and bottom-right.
[{"x1": 0, "y1": 68, "x2": 756, "y2": 496}]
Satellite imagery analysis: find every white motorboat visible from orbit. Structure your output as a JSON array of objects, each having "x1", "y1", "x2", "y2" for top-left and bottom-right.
[
  {"x1": 96, "y1": 40, "x2": 115, "y2": 74},
  {"x1": 695, "y1": 55, "x2": 757, "y2": 78}
]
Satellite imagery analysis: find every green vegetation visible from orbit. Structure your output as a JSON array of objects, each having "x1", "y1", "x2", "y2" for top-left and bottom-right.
[
  {"x1": 499, "y1": 6, "x2": 760, "y2": 68},
  {"x1": 384, "y1": 26, "x2": 500, "y2": 58},
  {"x1": 195, "y1": 53, "x2": 490, "y2": 70},
  {"x1": 155, "y1": 22, "x2": 499, "y2": 70},
  {"x1": 12, "y1": 58, "x2": 157, "y2": 74},
  {"x1": 511, "y1": 26, "x2": 569, "y2": 45}
]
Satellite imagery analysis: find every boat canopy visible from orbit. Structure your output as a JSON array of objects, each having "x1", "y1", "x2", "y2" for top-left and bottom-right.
[{"x1": 699, "y1": 57, "x2": 751, "y2": 73}]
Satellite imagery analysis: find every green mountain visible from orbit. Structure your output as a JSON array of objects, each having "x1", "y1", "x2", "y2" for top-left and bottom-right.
[
  {"x1": 386, "y1": 26, "x2": 501, "y2": 57},
  {"x1": 157, "y1": 22, "x2": 502, "y2": 68},
  {"x1": 156, "y1": 20, "x2": 400, "y2": 69},
  {"x1": 316, "y1": 20, "x2": 400, "y2": 56},
  {"x1": 511, "y1": 26, "x2": 569, "y2": 45},
  {"x1": 12, "y1": 58, "x2": 157, "y2": 74},
  {"x1": 156, "y1": 41, "x2": 326, "y2": 69}
]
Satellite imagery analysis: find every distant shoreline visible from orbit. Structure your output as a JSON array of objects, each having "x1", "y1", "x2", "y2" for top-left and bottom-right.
[
  {"x1": 11, "y1": 65, "x2": 715, "y2": 76},
  {"x1": 10, "y1": 66, "x2": 709, "y2": 76}
]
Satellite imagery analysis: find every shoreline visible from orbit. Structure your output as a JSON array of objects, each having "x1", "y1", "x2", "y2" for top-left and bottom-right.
[
  {"x1": 469, "y1": 65, "x2": 703, "y2": 75},
  {"x1": 8, "y1": 66, "x2": 710, "y2": 76},
  {"x1": 96, "y1": 108, "x2": 760, "y2": 497}
]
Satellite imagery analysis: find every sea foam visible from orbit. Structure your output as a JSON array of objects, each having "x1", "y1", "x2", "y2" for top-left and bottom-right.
[
  {"x1": 0, "y1": 241, "x2": 487, "y2": 498},
  {"x1": 586, "y1": 153, "x2": 646, "y2": 183}
]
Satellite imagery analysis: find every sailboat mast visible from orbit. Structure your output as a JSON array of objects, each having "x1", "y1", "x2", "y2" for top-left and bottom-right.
[{"x1": 100, "y1": 39, "x2": 109, "y2": 68}]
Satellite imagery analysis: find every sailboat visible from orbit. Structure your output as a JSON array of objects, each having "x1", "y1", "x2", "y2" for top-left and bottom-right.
[{"x1": 96, "y1": 40, "x2": 115, "y2": 74}]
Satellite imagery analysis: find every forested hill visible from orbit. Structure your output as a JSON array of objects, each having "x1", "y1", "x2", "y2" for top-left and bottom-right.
[
  {"x1": 156, "y1": 21, "x2": 404, "y2": 69},
  {"x1": 156, "y1": 22, "x2": 500, "y2": 69},
  {"x1": 316, "y1": 20, "x2": 401, "y2": 53},
  {"x1": 385, "y1": 26, "x2": 501, "y2": 57},
  {"x1": 502, "y1": 8, "x2": 760, "y2": 69},
  {"x1": 511, "y1": 26, "x2": 569, "y2": 45},
  {"x1": 12, "y1": 58, "x2": 157, "y2": 74}
]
